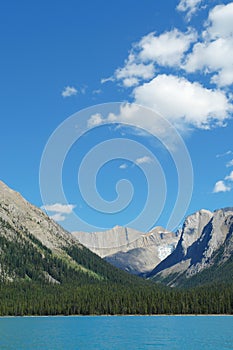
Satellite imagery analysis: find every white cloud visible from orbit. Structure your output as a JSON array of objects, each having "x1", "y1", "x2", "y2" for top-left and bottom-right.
[
  {"x1": 177, "y1": 0, "x2": 204, "y2": 21},
  {"x1": 41, "y1": 203, "x2": 76, "y2": 214},
  {"x1": 101, "y1": 4, "x2": 233, "y2": 134},
  {"x1": 213, "y1": 180, "x2": 231, "y2": 193},
  {"x1": 138, "y1": 29, "x2": 197, "y2": 66},
  {"x1": 119, "y1": 163, "x2": 128, "y2": 169},
  {"x1": 61, "y1": 86, "x2": 78, "y2": 97},
  {"x1": 101, "y1": 77, "x2": 114, "y2": 84},
  {"x1": 49, "y1": 213, "x2": 66, "y2": 222},
  {"x1": 87, "y1": 113, "x2": 104, "y2": 127},
  {"x1": 205, "y1": 3, "x2": 233, "y2": 39},
  {"x1": 225, "y1": 170, "x2": 233, "y2": 181},
  {"x1": 113, "y1": 29, "x2": 196, "y2": 87},
  {"x1": 184, "y1": 37, "x2": 233, "y2": 87},
  {"x1": 135, "y1": 156, "x2": 152, "y2": 165},
  {"x1": 184, "y1": 3, "x2": 233, "y2": 87},
  {"x1": 213, "y1": 170, "x2": 233, "y2": 193},
  {"x1": 92, "y1": 89, "x2": 102, "y2": 95},
  {"x1": 216, "y1": 150, "x2": 233, "y2": 158},
  {"x1": 133, "y1": 74, "x2": 231, "y2": 129},
  {"x1": 115, "y1": 60, "x2": 155, "y2": 87},
  {"x1": 226, "y1": 159, "x2": 233, "y2": 168}
]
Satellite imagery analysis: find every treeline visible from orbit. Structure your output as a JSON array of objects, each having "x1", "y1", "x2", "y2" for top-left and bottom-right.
[
  {"x1": 0, "y1": 217, "x2": 232, "y2": 316},
  {"x1": 0, "y1": 281, "x2": 232, "y2": 316}
]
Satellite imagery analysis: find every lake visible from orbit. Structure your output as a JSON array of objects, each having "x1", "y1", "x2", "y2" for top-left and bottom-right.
[{"x1": 0, "y1": 316, "x2": 232, "y2": 349}]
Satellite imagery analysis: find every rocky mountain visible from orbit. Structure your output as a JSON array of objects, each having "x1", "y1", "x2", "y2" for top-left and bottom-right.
[
  {"x1": 72, "y1": 226, "x2": 180, "y2": 275},
  {"x1": 148, "y1": 208, "x2": 233, "y2": 287},
  {"x1": 0, "y1": 180, "x2": 138, "y2": 285}
]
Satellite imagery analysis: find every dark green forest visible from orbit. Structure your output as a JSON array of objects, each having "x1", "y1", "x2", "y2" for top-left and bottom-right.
[
  {"x1": 0, "y1": 229, "x2": 232, "y2": 316},
  {"x1": 0, "y1": 280, "x2": 233, "y2": 316}
]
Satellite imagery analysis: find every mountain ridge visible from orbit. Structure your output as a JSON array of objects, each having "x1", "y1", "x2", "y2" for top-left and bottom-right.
[
  {"x1": 72, "y1": 225, "x2": 180, "y2": 275},
  {"x1": 0, "y1": 180, "x2": 233, "y2": 315},
  {"x1": 148, "y1": 207, "x2": 233, "y2": 287}
]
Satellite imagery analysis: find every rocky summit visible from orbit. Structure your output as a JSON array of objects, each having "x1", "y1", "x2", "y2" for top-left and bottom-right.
[
  {"x1": 72, "y1": 226, "x2": 180, "y2": 275},
  {"x1": 148, "y1": 208, "x2": 233, "y2": 287}
]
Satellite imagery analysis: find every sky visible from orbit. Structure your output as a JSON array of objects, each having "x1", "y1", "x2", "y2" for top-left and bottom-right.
[{"x1": 1, "y1": 0, "x2": 233, "y2": 233}]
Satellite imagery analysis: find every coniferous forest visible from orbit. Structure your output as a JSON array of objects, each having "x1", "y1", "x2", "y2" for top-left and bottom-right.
[{"x1": 0, "y1": 233, "x2": 232, "y2": 316}]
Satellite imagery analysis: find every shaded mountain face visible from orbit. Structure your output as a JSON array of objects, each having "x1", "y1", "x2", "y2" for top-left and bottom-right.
[
  {"x1": 148, "y1": 208, "x2": 233, "y2": 287},
  {"x1": 72, "y1": 226, "x2": 180, "y2": 275},
  {"x1": 0, "y1": 180, "x2": 138, "y2": 285}
]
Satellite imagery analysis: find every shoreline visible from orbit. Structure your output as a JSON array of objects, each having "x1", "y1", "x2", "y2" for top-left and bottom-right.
[{"x1": 0, "y1": 314, "x2": 232, "y2": 318}]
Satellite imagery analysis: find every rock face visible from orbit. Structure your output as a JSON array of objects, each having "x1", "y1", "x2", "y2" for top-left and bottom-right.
[
  {"x1": 0, "y1": 180, "x2": 122, "y2": 284},
  {"x1": 72, "y1": 226, "x2": 180, "y2": 275},
  {"x1": 148, "y1": 208, "x2": 233, "y2": 286},
  {"x1": 0, "y1": 180, "x2": 78, "y2": 253}
]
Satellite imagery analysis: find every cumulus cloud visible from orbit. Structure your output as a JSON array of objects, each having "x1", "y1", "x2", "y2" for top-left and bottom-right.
[
  {"x1": 184, "y1": 3, "x2": 233, "y2": 87},
  {"x1": 42, "y1": 203, "x2": 76, "y2": 214},
  {"x1": 205, "y1": 3, "x2": 233, "y2": 39},
  {"x1": 101, "y1": 3, "x2": 233, "y2": 134},
  {"x1": 115, "y1": 60, "x2": 155, "y2": 87},
  {"x1": 184, "y1": 37, "x2": 233, "y2": 87},
  {"x1": 112, "y1": 29, "x2": 196, "y2": 87},
  {"x1": 135, "y1": 156, "x2": 152, "y2": 165},
  {"x1": 61, "y1": 86, "x2": 78, "y2": 97},
  {"x1": 177, "y1": 0, "x2": 204, "y2": 21},
  {"x1": 113, "y1": 29, "x2": 196, "y2": 87},
  {"x1": 213, "y1": 170, "x2": 233, "y2": 193},
  {"x1": 133, "y1": 74, "x2": 231, "y2": 129},
  {"x1": 137, "y1": 29, "x2": 197, "y2": 66},
  {"x1": 213, "y1": 180, "x2": 231, "y2": 193},
  {"x1": 87, "y1": 113, "x2": 104, "y2": 127}
]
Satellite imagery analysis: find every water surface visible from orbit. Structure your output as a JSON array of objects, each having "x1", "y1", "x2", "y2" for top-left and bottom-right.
[{"x1": 0, "y1": 316, "x2": 232, "y2": 349}]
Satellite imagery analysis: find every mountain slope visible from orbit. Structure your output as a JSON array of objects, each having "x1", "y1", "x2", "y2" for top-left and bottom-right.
[
  {"x1": 148, "y1": 208, "x2": 233, "y2": 287},
  {"x1": 0, "y1": 181, "x2": 232, "y2": 315},
  {"x1": 0, "y1": 180, "x2": 142, "y2": 285},
  {"x1": 72, "y1": 226, "x2": 179, "y2": 275}
]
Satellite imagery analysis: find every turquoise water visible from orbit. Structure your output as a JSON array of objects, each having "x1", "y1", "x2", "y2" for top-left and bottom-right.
[{"x1": 0, "y1": 316, "x2": 232, "y2": 349}]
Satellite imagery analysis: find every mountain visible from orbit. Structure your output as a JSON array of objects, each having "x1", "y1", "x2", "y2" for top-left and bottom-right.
[
  {"x1": 0, "y1": 180, "x2": 232, "y2": 316},
  {"x1": 0, "y1": 180, "x2": 141, "y2": 285},
  {"x1": 72, "y1": 226, "x2": 179, "y2": 275},
  {"x1": 148, "y1": 208, "x2": 233, "y2": 287}
]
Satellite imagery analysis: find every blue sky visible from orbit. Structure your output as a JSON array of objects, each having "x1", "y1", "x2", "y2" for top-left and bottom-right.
[{"x1": 1, "y1": 0, "x2": 233, "y2": 232}]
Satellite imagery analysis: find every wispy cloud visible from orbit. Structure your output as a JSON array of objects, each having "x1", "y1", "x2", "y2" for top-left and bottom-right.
[
  {"x1": 101, "y1": 77, "x2": 114, "y2": 84},
  {"x1": 49, "y1": 213, "x2": 66, "y2": 222},
  {"x1": 225, "y1": 171, "x2": 233, "y2": 181},
  {"x1": 216, "y1": 150, "x2": 233, "y2": 158},
  {"x1": 61, "y1": 86, "x2": 78, "y2": 97},
  {"x1": 119, "y1": 163, "x2": 128, "y2": 169},
  {"x1": 92, "y1": 89, "x2": 102, "y2": 95},
  {"x1": 177, "y1": 0, "x2": 204, "y2": 21},
  {"x1": 226, "y1": 159, "x2": 233, "y2": 168},
  {"x1": 135, "y1": 156, "x2": 152, "y2": 165}
]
